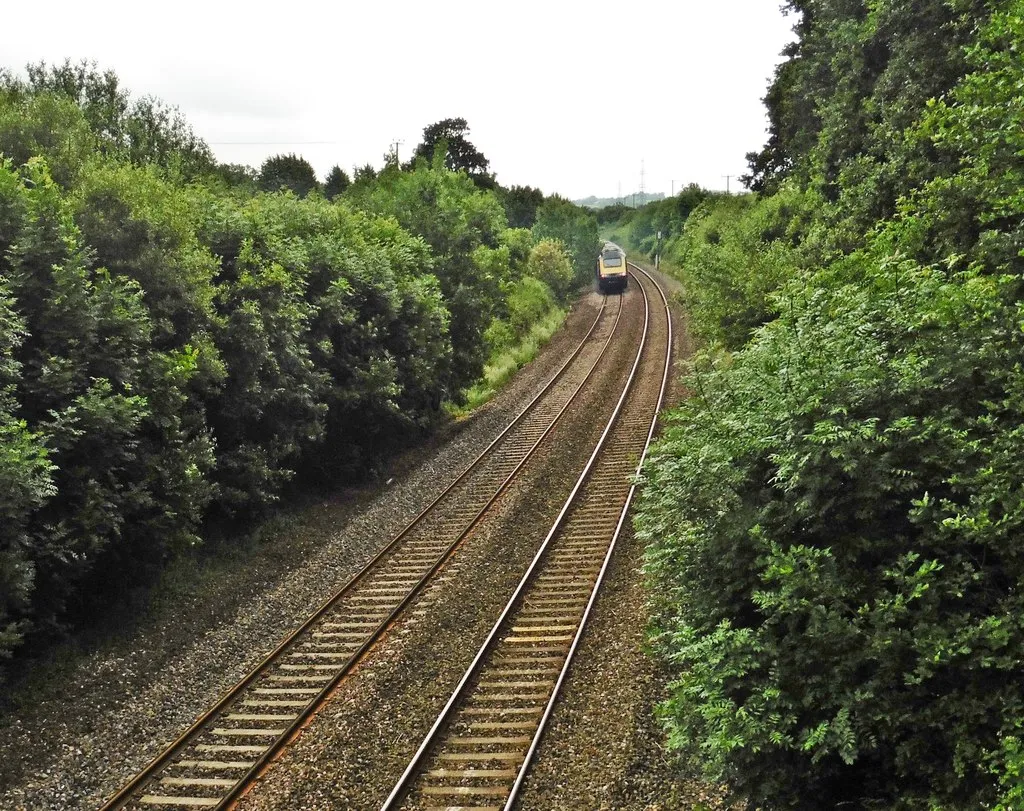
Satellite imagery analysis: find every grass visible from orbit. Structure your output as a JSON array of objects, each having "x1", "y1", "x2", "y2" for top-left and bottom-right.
[{"x1": 450, "y1": 306, "x2": 566, "y2": 416}]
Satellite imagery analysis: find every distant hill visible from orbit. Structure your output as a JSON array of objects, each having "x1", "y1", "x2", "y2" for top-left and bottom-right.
[{"x1": 574, "y1": 192, "x2": 665, "y2": 209}]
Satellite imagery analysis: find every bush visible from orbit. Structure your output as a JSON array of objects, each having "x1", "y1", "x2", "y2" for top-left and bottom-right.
[
  {"x1": 526, "y1": 239, "x2": 573, "y2": 302},
  {"x1": 639, "y1": 254, "x2": 1024, "y2": 808},
  {"x1": 532, "y1": 195, "x2": 600, "y2": 286},
  {"x1": 506, "y1": 276, "x2": 556, "y2": 337},
  {"x1": 669, "y1": 187, "x2": 810, "y2": 350},
  {"x1": 348, "y1": 155, "x2": 507, "y2": 396},
  {"x1": 1, "y1": 157, "x2": 215, "y2": 639},
  {"x1": 637, "y1": 6, "x2": 1024, "y2": 806},
  {"x1": 0, "y1": 277, "x2": 52, "y2": 661}
]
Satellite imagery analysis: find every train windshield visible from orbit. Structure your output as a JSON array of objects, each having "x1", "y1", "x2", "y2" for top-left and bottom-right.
[{"x1": 602, "y1": 254, "x2": 623, "y2": 267}]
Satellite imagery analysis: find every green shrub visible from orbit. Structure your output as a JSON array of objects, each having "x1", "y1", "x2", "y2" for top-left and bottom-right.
[
  {"x1": 669, "y1": 187, "x2": 810, "y2": 350},
  {"x1": 532, "y1": 195, "x2": 600, "y2": 286},
  {"x1": 637, "y1": 5, "x2": 1024, "y2": 806},
  {"x1": 347, "y1": 155, "x2": 507, "y2": 396},
  {"x1": 506, "y1": 276, "x2": 556, "y2": 337},
  {"x1": 640, "y1": 254, "x2": 1024, "y2": 808},
  {"x1": 526, "y1": 239, "x2": 573, "y2": 302},
  {"x1": 1, "y1": 157, "x2": 215, "y2": 637},
  {"x1": 459, "y1": 307, "x2": 564, "y2": 413},
  {"x1": 0, "y1": 275, "x2": 52, "y2": 661}
]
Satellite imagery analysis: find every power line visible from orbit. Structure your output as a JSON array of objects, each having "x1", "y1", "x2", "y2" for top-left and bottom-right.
[{"x1": 207, "y1": 140, "x2": 344, "y2": 146}]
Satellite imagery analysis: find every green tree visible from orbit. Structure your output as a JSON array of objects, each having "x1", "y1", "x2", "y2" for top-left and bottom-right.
[
  {"x1": 504, "y1": 276, "x2": 555, "y2": 338},
  {"x1": 411, "y1": 117, "x2": 493, "y2": 188},
  {"x1": 3, "y1": 157, "x2": 213, "y2": 634},
  {"x1": 0, "y1": 87, "x2": 95, "y2": 188},
  {"x1": 500, "y1": 184, "x2": 544, "y2": 228},
  {"x1": 209, "y1": 162, "x2": 258, "y2": 192},
  {"x1": 531, "y1": 195, "x2": 600, "y2": 286},
  {"x1": 638, "y1": 3, "x2": 1024, "y2": 807},
  {"x1": 23, "y1": 59, "x2": 128, "y2": 144},
  {"x1": 526, "y1": 239, "x2": 574, "y2": 302},
  {"x1": 196, "y1": 192, "x2": 327, "y2": 511},
  {"x1": 499, "y1": 227, "x2": 533, "y2": 280},
  {"x1": 323, "y1": 164, "x2": 350, "y2": 200},
  {"x1": 0, "y1": 274, "x2": 53, "y2": 662},
  {"x1": 19, "y1": 60, "x2": 214, "y2": 178},
  {"x1": 123, "y1": 95, "x2": 214, "y2": 178},
  {"x1": 668, "y1": 188, "x2": 808, "y2": 349},
  {"x1": 258, "y1": 153, "x2": 320, "y2": 197},
  {"x1": 348, "y1": 154, "x2": 508, "y2": 395},
  {"x1": 742, "y1": 0, "x2": 987, "y2": 250}
]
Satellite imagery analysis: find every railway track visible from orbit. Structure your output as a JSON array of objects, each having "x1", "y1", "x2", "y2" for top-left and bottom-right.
[
  {"x1": 381, "y1": 264, "x2": 672, "y2": 811},
  {"x1": 99, "y1": 291, "x2": 639, "y2": 811}
]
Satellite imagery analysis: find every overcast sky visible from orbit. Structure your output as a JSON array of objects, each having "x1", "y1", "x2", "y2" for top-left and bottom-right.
[{"x1": 2, "y1": 0, "x2": 796, "y2": 200}]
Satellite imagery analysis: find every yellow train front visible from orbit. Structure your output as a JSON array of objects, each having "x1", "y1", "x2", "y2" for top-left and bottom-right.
[{"x1": 596, "y1": 243, "x2": 628, "y2": 293}]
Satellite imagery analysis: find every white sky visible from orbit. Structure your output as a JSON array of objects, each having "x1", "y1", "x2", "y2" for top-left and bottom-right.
[{"x1": 2, "y1": 0, "x2": 796, "y2": 200}]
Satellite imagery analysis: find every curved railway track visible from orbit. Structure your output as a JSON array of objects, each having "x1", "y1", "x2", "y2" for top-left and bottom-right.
[
  {"x1": 381, "y1": 264, "x2": 672, "y2": 811},
  {"x1": 100, "y1": 292, "x2": 636, "y2": 811}
]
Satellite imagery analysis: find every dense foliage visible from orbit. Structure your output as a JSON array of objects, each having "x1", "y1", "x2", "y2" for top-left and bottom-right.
[
  {"x1": 668, "y1": 186, "x2": 812, "y2": 350},
  {"x1": 257, "y1": 153, "x2": 320, "y2": 197},
  {"x1": 409, "y1": 117, "x2": 493, "y2": 189},
  {"x1": 637, "y1": 2, "x2": 1024, "y2": 808},
  {"x1": 530, "y1": 195, "x2": 600, "y2": 288},
  {"x1": 0, "y1": 67, "x2": 593, "y2": 668},
  {"x1": 601, "y1": 184, "x2": 710, "y2": 259}
]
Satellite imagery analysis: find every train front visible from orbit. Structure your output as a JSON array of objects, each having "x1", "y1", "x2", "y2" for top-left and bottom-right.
[{"x1": 597, "y1": 243, "x2": 628, "y2": 293}]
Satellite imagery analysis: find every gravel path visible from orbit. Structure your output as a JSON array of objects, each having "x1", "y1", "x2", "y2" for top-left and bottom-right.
[{"x1": 0, "y1": 293, "x2": 603, "y2": 811}]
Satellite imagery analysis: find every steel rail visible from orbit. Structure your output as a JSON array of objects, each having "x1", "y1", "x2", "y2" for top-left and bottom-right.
[
  {"x1": 99, "y1": 292, "x2": 626, "y2": 811},
  {"x1": 379, "y1": 266, "x2": 671, "y2": 810},
  {"x1": 503, "y1": 262, "x2": 672, "y2": 809}
]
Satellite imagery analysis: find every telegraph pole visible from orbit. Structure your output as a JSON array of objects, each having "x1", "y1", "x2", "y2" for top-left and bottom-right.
[
  {"x1": 390, "y1": 139, "x2": 404, "y2": 166},
  {"x1": 722, "y1": 175, "x2": 734, "y2": 194}
]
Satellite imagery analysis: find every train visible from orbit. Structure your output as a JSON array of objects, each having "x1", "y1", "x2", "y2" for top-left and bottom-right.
[{"x1": 596, "y1": 242, "x2": 628, "y2": 293}]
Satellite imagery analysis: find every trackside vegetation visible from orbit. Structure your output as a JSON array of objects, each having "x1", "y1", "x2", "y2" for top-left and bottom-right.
[
  {"x1": 631, "y1": 1, "x2": 1024, "y2": 807},
  {"x1": 0, "y1": 62, "x2": 598, "y2": 672}
]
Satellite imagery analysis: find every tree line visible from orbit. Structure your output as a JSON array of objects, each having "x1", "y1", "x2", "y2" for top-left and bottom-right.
[
  {"x1": 0, "y1": 61, "x2": 598, "y2": 670},
  {"x1": 633, "y1": 1, "x2": 1024, "y2": 807}
]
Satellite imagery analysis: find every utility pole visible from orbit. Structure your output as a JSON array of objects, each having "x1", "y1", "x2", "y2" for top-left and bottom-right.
[
  {"x1": 390, "y1": 139, "x2": 404, "y2": 166},
  {"x1": 671, "y1": 179, "x2": 676, "y2": 197},
  {"x1": 722, "y1": 175, "x2": 734, "y2": 194},
  {"x1": 639, "y1": 159, "x2": 646, "y2": 206}
]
